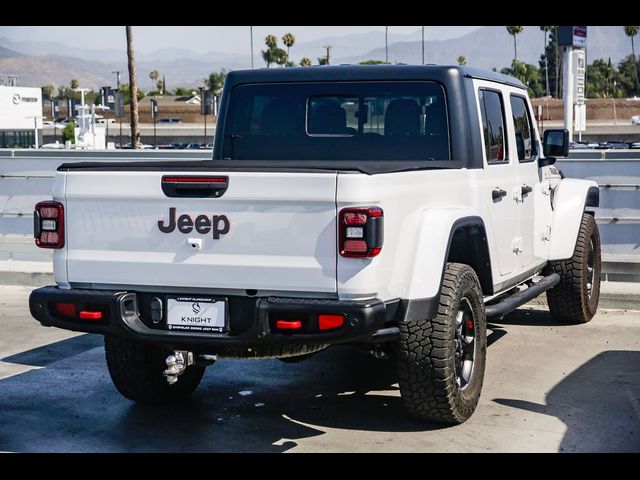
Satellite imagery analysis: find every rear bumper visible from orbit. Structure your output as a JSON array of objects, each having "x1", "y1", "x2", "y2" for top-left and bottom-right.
[{"x1": 29, "y1": 286, "x2": 394, "y2": 354}]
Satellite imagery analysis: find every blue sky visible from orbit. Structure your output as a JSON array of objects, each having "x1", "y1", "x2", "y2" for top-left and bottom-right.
[{"x1": 0, "y1": 26, "x2": 482, "y2": 53}]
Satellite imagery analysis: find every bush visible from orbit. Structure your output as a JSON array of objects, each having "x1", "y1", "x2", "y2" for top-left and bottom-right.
[{"x1": 62, "y1": 123, "x2": 75, "y2": 143}]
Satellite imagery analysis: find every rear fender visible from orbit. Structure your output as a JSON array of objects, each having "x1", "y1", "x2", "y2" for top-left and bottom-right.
[{"x1": 401, "y1": 208, "x2": 491, "y2": 321}]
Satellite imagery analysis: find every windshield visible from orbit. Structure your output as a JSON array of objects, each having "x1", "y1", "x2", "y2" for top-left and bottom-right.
[{"x1": 222, "y1": 81, "x2": 450, "y2": 161}]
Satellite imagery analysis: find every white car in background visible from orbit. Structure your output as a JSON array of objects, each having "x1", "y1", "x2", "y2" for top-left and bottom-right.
[{"x1": 632, "y1": 115, "x2": 640, "y2": 125}]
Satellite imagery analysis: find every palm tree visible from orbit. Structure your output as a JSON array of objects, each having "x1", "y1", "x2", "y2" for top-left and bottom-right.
[
  {"x1": 265, "y1": 35, "x2": 277, "y2": 49},
  {"x1": 149, "y1": 70, "x2": 160, "y2": 92},
  {"x1": 125, "y1": 26, "x2": 140, "y2": 149},
  {"x1": 457, "y1": 55, "x2": 467, "y2": 66},
  {"x1": 624, "y1": 26, "x2": 640, "y2": 96},
  {"x1": 282, "y1": 33, "x2": 295, "y2": 59},
  {"x1": 299, "y1": 57, "x2": 312, "y2": 67},
  {"x1": 70, "y1": 79, "x2": 79, "y2": 90},
  {"x1": 506, "y1": 26, "x2": 525, "y2": 62}
]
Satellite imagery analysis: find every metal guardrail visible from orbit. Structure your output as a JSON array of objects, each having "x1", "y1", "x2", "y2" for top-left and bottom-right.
[{"x1": 1, "y1": 148, "x2": 639, "y2": 281}]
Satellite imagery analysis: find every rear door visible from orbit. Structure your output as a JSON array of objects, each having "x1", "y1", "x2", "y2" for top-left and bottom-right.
[
  {"x1": 476, "y1": 84, "x2": 520, "y2": 276},
  {"x1": 63, "y1": 170, "x2": 338, "y2": 293}
]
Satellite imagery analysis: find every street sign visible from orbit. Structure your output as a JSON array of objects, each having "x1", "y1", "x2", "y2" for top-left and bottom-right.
[
  {"x1": 150, "y1": 98, "x2": 158, "y2": 120},
  {"x1": 558, "y1": 26, "x2": 587, "y2": 48},
  {"x1": 114, "y1": 91, "x2": 124, "y2": 118},
  {"x1": 574, "y1": 104, "x2": 586, "y2": 132},
  {"x1": 573, "y1": 49, "x2": 586, "y2": 105}
]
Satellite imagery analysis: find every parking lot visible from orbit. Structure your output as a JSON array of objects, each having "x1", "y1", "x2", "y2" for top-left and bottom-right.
[{"x1": 0, "y1": 285, "x2": 638, "y2": 453}]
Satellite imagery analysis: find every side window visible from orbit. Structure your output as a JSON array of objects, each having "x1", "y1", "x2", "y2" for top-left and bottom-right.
[
  {"x1": 510, "y1": 95, "x2": 536, "y2": 162},
  {"x1": 478, "y1": 89, "x2": 508, "y2": 164}
]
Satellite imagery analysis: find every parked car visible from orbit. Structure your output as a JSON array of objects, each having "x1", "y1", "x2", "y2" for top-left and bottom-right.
[
  {"x1": 631, "y1": 115, "x2": 640, "y2": 125},
  {"x1": 29, "y1": 65, "x2": 601, "y2": 425}
]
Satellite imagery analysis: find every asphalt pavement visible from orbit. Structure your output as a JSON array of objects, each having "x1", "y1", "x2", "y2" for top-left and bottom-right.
[{"x1": 0, "y1": 286, "x2": 638, "y2": 453}]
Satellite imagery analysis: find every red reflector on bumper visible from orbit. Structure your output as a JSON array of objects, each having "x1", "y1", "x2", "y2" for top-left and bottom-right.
[
  {"x1": 318, "y1": 314, "x2": 345, "y2": 330},
  {"x1": 276, "y1": 320, "x2": 302, "y2": 330},
  {"x1": 54, "y1": 302, "x2": 76, "y2": 319},
  {"x1": 79, "y1": 311, "x2": 103, "y2": 320}
]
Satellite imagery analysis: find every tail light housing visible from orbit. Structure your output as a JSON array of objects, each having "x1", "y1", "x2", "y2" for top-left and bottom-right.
[
  {"x1": 339, "y1": 207, "x2": 383, "y2": 258},
  {"x1": 34, "y1": 201, "x2": 65, "y2": 249}
]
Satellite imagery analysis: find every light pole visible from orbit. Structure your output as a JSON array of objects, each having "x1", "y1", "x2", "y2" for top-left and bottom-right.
[
  {"x1": 26, "y1": 115, "x2": 42, "y2": 149},
  {"x1": 385, "y1": 26, "x2": 389, "y2": 63},
  {"x1": 250, "y1": 26, "x2": 254, "y2": 69},
  {"x1": 421, "y1": 26, "x2": 425, "y2": 65},
  {"x1": 112, "y1": 70, "x2": 123, "y2": 148}
]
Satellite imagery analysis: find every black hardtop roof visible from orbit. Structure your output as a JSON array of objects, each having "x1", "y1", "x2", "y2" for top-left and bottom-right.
[{"x1": 224, "y1": 64, "x2": 526, "y2": 90}]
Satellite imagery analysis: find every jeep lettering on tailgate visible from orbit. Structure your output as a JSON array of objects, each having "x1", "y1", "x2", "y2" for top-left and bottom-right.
[{"x1": 158, "y1": 207, "x2": 230, "y2": 239}]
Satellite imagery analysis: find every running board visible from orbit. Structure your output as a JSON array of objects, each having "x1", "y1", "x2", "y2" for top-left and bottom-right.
[{"x1": 485, "y1": 273, "x2": 560, "y2": 318}]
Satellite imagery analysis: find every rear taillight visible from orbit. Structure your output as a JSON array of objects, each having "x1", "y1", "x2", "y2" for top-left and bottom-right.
[
  {"x1": 34, "y1": 201, "x2": 64, "y2": 249},
  {"x1": 339, "y1": 207, "x2": 383, "y2": 258}
]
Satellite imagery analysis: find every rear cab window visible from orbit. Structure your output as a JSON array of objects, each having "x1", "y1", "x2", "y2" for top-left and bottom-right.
[
  {"x1": 222, "y1": 81, "x2": 450, "y2": 161},
  {"x1": 478, "y1": 89, "x2": 508, "y2": 164}
]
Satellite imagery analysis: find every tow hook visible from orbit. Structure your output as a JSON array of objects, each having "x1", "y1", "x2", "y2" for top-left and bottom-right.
[{"x1": 163, "y1": 350, "x2": 194, "y2": 385}]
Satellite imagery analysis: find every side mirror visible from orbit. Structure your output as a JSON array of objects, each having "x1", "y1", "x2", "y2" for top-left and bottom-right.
[{"x1": 543, "y1": 128, "x2": 569, "y2": 158}]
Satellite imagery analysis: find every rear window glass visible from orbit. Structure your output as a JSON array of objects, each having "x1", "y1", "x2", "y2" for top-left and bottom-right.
[{"x1": 222, "y1": 81, "x2": 450, "y2": 161}]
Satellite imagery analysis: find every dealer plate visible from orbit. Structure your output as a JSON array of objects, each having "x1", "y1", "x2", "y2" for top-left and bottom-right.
[{"x1": 166, "y1": 296, "x2": 227, "y2": 333}]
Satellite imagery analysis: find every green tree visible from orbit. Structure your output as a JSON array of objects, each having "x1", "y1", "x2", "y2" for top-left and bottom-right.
[
  {"x1": 359, "y1": 59, "x2": 389, "y2": 65},
  {"x1": 617, "y1": 54, "x2": 640, "y2": 97},
  {"x1": 149, "y1": 70, "x2": 160, "y2": 92},
  {"x1": 623, "y1": 26, "x2": 639, "y2": 96},
  {"x1": 539, "y1": 26, "x2": 555, "y2": 97},
  {"x1": 506, "y1": 26, "x2": 525, "y2": 62},
  {"x1": 265, "y1": 35, "x2": 277, "y2": 49},
  {"x1": 125, "y1": 26, "x2": 141, "y2": 148},
  {"x1": 282, "y1": 33, "x2": 295, "y2": 59},
  {"x1": 70, "y1": 79, "x2": 79, "y2": 90},
  {"x1": 205, "y1": 69, "x2": 227, "y2": 94},
  {"x1": 457, "y1": 55, "x2": 467, "y2": 66},
  {"x1": 41, "y1": 84, "x2": 55, "y2": 100},
  {"x1": 174, "y1": 87, "x2": 197, "y2": 96},
  {"x1": 586, "y1": 58, "x2": 619, "y2": 98},
  {"x1": 62, "y1": 123, "x2": 75, "y2": 143},
  {"x1": 119, "y1": 83, "x2": 145, "y2": 104},
  {"x1": 501, "y1": 61, "x2": 544, "y2": 98},
  {"x1": 299, "y1": 57, "x2": 312, "y2": 67}
]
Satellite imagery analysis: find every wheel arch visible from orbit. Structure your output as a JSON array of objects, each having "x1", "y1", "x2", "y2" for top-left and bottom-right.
[
  {"x1": 549, "y1": 179, "x2": 600, "y2": 260},
  {"x1": 400, "y1": 210, "x2": 493, "y2": 322}
]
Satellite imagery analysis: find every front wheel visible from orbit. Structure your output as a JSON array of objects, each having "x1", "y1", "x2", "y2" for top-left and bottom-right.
[
  {"x1": 397, "y1": 263, "x2": 487, "y2": 424},
  {"x1": 546, "y1": 213, "x2": 601, "y2": 324}
]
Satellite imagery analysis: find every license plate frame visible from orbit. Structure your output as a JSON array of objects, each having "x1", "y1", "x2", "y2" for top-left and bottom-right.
[{"x1": 165, "y1": 296, "x2": 228, "y2": 333}]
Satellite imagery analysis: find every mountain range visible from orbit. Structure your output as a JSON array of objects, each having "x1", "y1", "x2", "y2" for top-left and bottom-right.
[{"x1": 0, "y1": 26, "x2": 634, "y2": 90}]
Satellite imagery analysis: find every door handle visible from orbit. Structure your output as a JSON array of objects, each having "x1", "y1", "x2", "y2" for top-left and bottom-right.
[
  {"x1": 492, "y1": 188, "x2": 507, "y2": 201},
  {"x1": 521, "y1": 185, "x2": 533, "y2": 196}
]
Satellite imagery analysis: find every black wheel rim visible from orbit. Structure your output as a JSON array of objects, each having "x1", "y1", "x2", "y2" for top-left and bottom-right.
[
  {"x1": 454, "y1": 297, "x2": 476, "y2": 391},
  {"x1": 586, "y1": 237, "x2": 595, "y2": 299}
]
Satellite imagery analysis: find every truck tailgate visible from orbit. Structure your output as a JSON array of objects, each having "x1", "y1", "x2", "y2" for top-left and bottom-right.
[{"x1": 63, "y1": 170, "x2": 337, "y2": 293}]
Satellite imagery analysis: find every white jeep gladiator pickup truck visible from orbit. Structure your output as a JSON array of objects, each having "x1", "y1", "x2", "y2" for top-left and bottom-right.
[{"x1": 29, "y1": 65, "x2": 601, "y2": 424}]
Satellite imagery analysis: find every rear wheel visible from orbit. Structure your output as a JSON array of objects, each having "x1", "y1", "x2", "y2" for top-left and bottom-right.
[
  {"x1": 546, "y1": 213, "x2": 601, "y2": 324},
  {"x1": 105, "y1": 336, "x2": 205, "y2": 403},
  {"x1": 397, "y1": 263, "x2": 487, "y2": 424}
]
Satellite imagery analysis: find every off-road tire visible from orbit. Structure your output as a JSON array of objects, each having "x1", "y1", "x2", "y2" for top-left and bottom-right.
[
  {"x1": 546, "y1": 213, "x2": 601, "y2": 324},
  {"x1": 397, "y1": 263, "x2": 487, "y2": 424},
  {"x1": 105, "y1": 336, "x2": 205, "y2": 403}
]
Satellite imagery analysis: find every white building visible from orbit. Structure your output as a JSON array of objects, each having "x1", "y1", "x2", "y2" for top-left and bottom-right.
[{"x1": 0, "y1": 78, "x2": 43, "y2": 148}]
